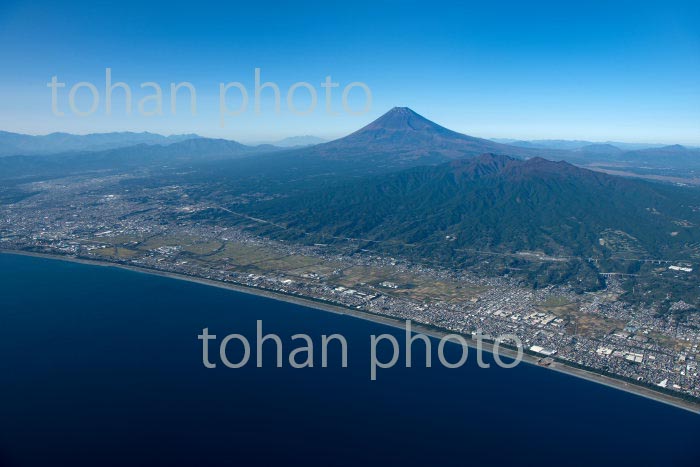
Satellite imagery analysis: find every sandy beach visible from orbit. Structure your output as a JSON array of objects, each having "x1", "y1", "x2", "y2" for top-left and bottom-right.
[{"x1": 2, "y1": 248, "x2": 698, "y2": 415}]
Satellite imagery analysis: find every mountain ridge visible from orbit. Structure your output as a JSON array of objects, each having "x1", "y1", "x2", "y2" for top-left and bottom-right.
[
  {"x1": 0, "y1": 130, "x2": 202, "y2": 156},
  {"x1": 246, "y1": 152, "x2": 700, "y2": 291},
  {"x1": 293, "y1": 107, "x2": 567, "y2": 167}
]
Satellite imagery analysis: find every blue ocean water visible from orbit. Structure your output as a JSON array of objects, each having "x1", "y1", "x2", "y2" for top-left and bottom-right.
[{"x1": 0, "y1": 253, "x2": 697, "y2": 467}]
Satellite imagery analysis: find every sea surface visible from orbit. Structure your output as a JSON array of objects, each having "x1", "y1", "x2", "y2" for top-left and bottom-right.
[{"x1": 0, "y1": 253, "x2": 698, "y2": 466}]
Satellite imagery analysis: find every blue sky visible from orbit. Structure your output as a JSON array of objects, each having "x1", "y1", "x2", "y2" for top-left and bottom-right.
[{"x1": 0, "y1": 0, "x2": 698, "y2": 144}]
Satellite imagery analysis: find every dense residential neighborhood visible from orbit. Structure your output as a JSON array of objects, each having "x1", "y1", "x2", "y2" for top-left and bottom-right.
[{"x1": 2, "y1": 171, "x2": 698, "y2": 401}]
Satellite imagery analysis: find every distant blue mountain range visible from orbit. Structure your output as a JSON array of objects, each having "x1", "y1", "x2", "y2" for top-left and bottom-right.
[{"x1": 0, "y1": 131, "x2": 200, "y2": 156}]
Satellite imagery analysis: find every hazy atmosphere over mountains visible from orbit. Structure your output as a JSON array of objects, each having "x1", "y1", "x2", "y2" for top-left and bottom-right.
[
  {"x1": 5, "y1": 108, "x2": 698, "y2": 278},
  {"x1": 2, "y1": 108, "x2": 699, "y2": 174},
  {"x1": 3, "y1": 1, "x2": 700, "y2": 463},
  {"x1": 267, "y1": 107, "x2": 567, "y2": 167},
  {"x1": 0, "y1": 131, "x2": 200, "y2": 156}
]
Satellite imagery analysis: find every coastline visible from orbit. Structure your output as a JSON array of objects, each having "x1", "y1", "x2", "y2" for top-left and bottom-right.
[{"x1": 2, "y1": 248, "x2": 699, "y2": 415}]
